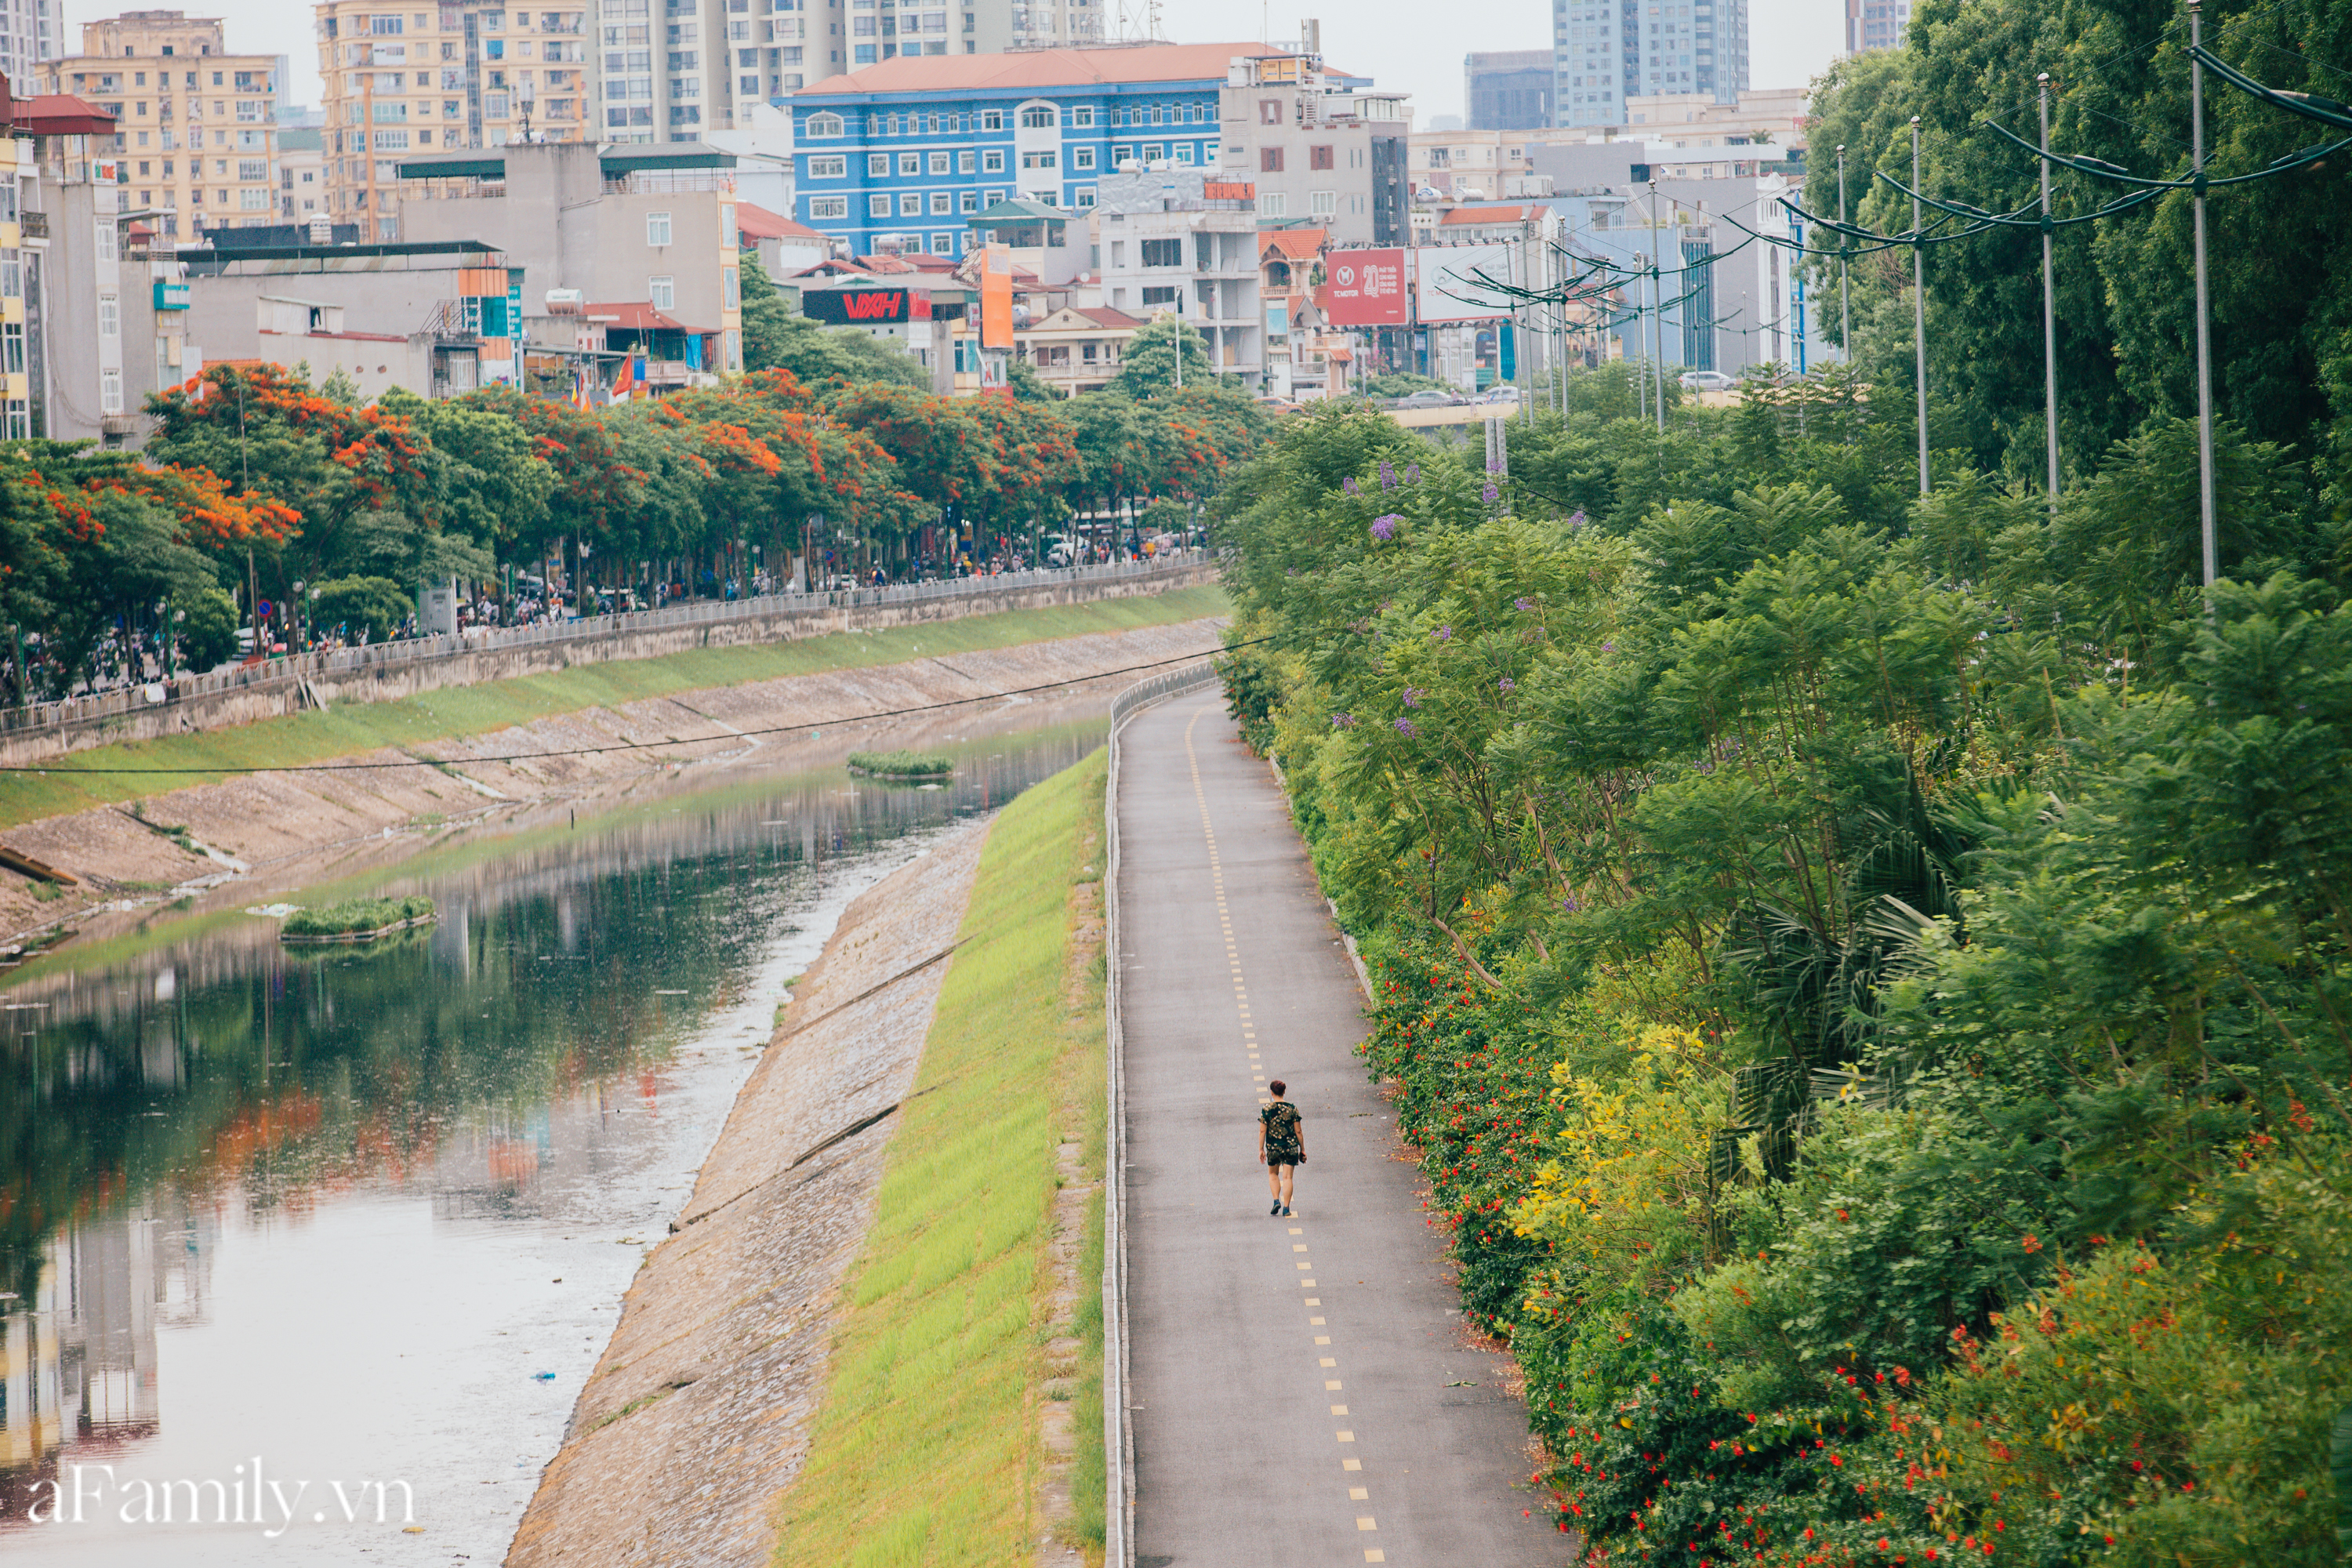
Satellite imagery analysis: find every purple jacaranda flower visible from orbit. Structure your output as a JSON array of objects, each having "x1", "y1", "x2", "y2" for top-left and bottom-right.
[
  {"x1": 1350, "y1": 617, "x2": 1373, "y2": 633},
  {"x1": 1406, "y1": 463, "x2": 1421, "y2": 484},
  {"x1": 1379, "y1": 459, "x2": 1397, "y2": 490},
  {"x1": 1401, "y1": 688, "x2": 1423, "y2": 708},
  {"x1": 1567, "y1": 510, "x2": 1588, "y2": 529},
  {"x1": 1514, "y1": 597, "x2": 1535, "y2": 612},
  {"x1": 1370, "y1": 514, "x2": 1400, "y2": 542},
  {"x1": 1483, "y1": 482, "x2": 1501, "y2": 504},
  {"x1": 1487, "y1": 453, "x2": 1504, "y2": 475},
  {"x1": 1393, "y1": 717, "x2": 1417, "y2": 736},
  {"x1": 1344, "y1": 476, "x2": 1361, "y2": 495},
  {"x1": 1331, "y1": 712, "x2": 1357, "y2": 729},
  {"x1": 1602, "y1": 641, "x2": 1617, "y2": 653},
  {"x1": 1561, "y1": 893, "x2": 1582, "y2": 913},
  {"x1": 1497, "y1": 677, "x2": 1516, "y2": 692},
  {"x1": 1434, "y1": 626, "x2": 1454, "y2": 641}
]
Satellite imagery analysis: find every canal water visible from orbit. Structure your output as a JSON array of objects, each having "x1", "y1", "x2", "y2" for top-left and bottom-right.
[{"x1": 0, "y1": 720, "x2": 1105, "y2": 1564}]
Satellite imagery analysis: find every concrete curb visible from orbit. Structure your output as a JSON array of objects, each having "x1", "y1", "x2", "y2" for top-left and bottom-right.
[{"x1": 1102, "y1": 655, "x2": 1221, "y2": 1568}]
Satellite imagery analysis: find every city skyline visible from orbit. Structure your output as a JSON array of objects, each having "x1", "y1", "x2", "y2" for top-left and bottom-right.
[{"x1": 52, "y1": 0, "x2": 1848, "y2": 125}]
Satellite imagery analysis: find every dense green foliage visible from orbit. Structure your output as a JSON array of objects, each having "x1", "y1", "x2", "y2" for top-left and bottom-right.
[
  {"x1": 845, "y1": 749, "x2": 954, "y2": 777},
  {"x1": 1809, "y1": 0, "x2": 2352, "y2": 514},
  {"x1": 281, "y1": 895, "x2": 437, "y2": 938},
  {"x1": 1218, "y1": 376, "x2": 2352, "y2": 1566}
]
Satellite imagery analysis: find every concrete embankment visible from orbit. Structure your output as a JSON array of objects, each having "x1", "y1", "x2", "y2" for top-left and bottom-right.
[
  {"x1": 1, "y1": 560, "x2": 1218, "y2": 766},
  {"x1": 506, "y1": 819, "x2": 992, "y2": 1568},
  {"x1": 0, "y1": 612, "x2": 1221, "y2": 947}
]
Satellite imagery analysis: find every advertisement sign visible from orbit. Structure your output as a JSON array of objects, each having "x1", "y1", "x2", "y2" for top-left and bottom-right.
[
  {"x1": 1322, "y1": 248, "x2": 1409, "y2": 327},
  {"x1": 804, "y1": 287, "x2": 917, "y2": 325},
  {"x1": 979, "y1": 243, "x2": 1014, "y2": 350},
  {"x1": 1414, "y1": 242, "x2": 1519, "y2": 324}
]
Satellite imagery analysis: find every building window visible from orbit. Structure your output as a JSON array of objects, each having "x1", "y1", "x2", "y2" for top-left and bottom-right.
[
  {"x1": 805, "y1": 111, "x2": 843, "y2": 136},
  {"x1": 1141, "y1": 285, "x2": 1178, "y2": 307},
  {"x1": 1258, "y1": 99, "x2": 1280, "y2": 124},
  {"x1": 1019, "y1": 104, "x2": 1054, "y2": 129},
  {"x1": 1073, "y1": 106, "x2": 1095, "y2": 128},
  {"x1": 102, "y1": 370, "x2": 124, "y2": 416},
  {"x1": 1310, "y1": 144, "x2": 1334, "y2": 170},
  {"x1": 981, "y1": 109, "x2": 1004, "y2": 130},
  {"x1": 928, "y1": 191, "x2": 950, "y2": 214},
  {"x1": 810, "y1": 194, "x2": 848, "y2": 219},
  {"x1": 1261, "y1": 191, "x2": 1286, "y2": 216},
  {"x1": 648, "y1": 211, "x2": 672, "y2": 245},
  {"x1": 99, "y1": 295, "x2": 120, "y2": 338},
  {"x1": 867, "y1": 152, "x2": 889, "y2": 176},
  {"x1": 928, "y1": 151, "x2": 949, "y2": 175},
  {"x1": 241, "y1": 187, "x2": 270, "y2": 209},
  {"x1": 868, "y1": 193, "x2": 890, "y2": 217},
  {"x1": 723, "y1": 266, "x2": 739, "y2": 309},
  {"x1": 898, "y1": 192, "x2": 921, "y2": 216},
  {"x1": 898, "y1": 152, "x2": 919, "y2": 176},
  {"x1": 1260, "y1": 147, "x2": 1283, "y2": 172},
  {"x1": 1173, "y1": 143, "x2": 1194, "y2": 165},
  {"x1": 1140, "y1": 238, "x2": 1181, "y2": 267},
  {"x1": 958, "y1": 149, "x2": 975, "y2": 173},
  {"x1": 808, "y1": 154, "x2": 846, "y2": 178},
  {"x1": 1073, "y1": 146, "x2": 1095, "y2": 170},
  {"x1": 929, "y1": 232, "x2": 952, "y2": 253},
  {"x1": 982, "y1": 148, "x2": 1004, "y2": 172},
  {"x1": 724, "y1": 328, "x2": 741, "y2": 370},
  {"x1": 96, "y1": 221, "x2": 117, "y2": 261},
  {"x1": 1073, "y1": 187, "x2": 1094, "y2": 208},
  {"x1": 960, "y1": 190, "x2": 978, "y2": 212},
  {"x1": 650, "y1": 274, "x2": 675, "y2": 309},
  {"x1": 1020, "y1": 150, "x2": 1054, "y2": 169}
]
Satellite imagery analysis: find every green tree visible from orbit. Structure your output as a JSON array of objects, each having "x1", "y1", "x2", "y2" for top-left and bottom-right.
[{"x1": 1110, "y1": 317, "x2": 1221, "y2": 398}]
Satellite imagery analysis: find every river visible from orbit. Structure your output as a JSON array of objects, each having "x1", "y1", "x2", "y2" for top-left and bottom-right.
[{"x1": 0, "y1": 717, "x2": 1106, "y2": 1563}]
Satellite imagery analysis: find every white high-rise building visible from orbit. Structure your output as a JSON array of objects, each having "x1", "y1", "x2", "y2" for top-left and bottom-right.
[
  {"x1": 0, "y1": 0, "x2": 64, "y2": 93},
  {"x1": 1553, "y1": 0, "x2": 1747, "y2": 130}
]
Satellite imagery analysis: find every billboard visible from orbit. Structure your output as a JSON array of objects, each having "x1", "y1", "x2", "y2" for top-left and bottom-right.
[
  {"x1": 1415, "y1": 243, "x2": 1519, "y2": 324},
  {"x1": 1322, "y1": 249, "x2": 1410, "y2": 327},
  {"x1": 979, "y1": 243, "x2": 1014, "y2": 350},
  {"x1": 803, "y1": 287, "x2": 928, "y2": 325}
]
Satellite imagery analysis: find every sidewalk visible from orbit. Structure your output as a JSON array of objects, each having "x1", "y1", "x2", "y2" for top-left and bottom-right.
[{"x1": 1115, "y1": 697, "x2": 1563, "y2": 1566}]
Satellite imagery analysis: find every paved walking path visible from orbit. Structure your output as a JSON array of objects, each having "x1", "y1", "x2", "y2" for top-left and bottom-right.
[{"x1": 1118, "y1": 700, "x2": 1563, "y2": 1566}]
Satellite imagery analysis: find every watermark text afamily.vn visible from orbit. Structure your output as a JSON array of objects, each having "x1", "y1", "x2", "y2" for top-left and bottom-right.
[{"x1": 21, "y1": 1459, "x2": 416, "y2": 1537}]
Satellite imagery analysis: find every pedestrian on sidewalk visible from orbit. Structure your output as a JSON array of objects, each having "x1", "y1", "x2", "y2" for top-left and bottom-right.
[{"x1": 1260, "y1": 1080, "x2": 1305, "y2": 1217}]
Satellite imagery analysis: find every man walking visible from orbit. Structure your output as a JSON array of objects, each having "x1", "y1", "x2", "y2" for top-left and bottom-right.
[{"x1": 1259, "y1": 1079, "x2": 1305, "y2": 1217}]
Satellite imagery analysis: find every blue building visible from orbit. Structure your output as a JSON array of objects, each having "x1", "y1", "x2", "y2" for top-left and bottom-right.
[{"x1": 791, "y1": 42, "x2": 1276, "y2": 258}]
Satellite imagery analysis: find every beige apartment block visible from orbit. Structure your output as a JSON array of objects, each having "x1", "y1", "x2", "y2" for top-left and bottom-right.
[
  {"x1": 314, "y1": 0, "x2": 591, "y2": 241},
  {"x1": 38, "y1": 9, "x2": 281, "y2": 241}
]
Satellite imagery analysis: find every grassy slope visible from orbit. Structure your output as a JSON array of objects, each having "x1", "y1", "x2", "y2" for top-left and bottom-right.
[
  {"x1": 0, "y1": 585, "x2": 1225, "y2": 829},
  {"x1": 774, "y1": 748, "x2": 1107, "y2": 1567}
]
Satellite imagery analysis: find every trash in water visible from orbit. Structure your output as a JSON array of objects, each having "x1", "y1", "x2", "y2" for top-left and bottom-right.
[{"x1": 533, "y1": 1371, "x2": 557, "y2": 1381}]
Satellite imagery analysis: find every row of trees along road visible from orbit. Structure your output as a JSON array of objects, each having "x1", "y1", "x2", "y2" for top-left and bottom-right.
[
  {"x1": 0, "y1": 289, "x2": 1269, "y2": 700},
  {"x1": 1215, "y1": 354, "x2": 2352, "y2": 1565}
]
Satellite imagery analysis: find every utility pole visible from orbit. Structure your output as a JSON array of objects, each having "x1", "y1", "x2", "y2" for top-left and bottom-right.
[
  {"x1": 1836, "y1": 144, "x2": 1850, "y2": 356},
  {"x1": 1911, "y1": 117, "x2": 1929, "y2": 496},
  {"x1": 2189, "y1": 0, "x2": 2218, "y2": 597},
  {"x1": 1649, "y1": 178, "x2": 1665, "y2": 432},
  {"x1": 2038, "y1": 74, "x2": 2061, "y2": 517}
]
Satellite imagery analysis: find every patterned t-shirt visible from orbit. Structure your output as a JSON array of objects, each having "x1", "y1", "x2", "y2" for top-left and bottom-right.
[{"x1": 1261, "y1": 1100, "x2": 1303, "y2": 1160}]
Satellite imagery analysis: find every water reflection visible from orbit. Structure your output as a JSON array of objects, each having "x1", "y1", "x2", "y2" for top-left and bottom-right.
[{"x1": 0, "y1": 723, "x2": 1101, "y2": 1558}]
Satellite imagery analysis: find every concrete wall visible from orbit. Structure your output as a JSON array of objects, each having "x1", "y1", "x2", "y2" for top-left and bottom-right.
[{"x1": 0, "y1": 560, "x2": 1219, "y2": 766}]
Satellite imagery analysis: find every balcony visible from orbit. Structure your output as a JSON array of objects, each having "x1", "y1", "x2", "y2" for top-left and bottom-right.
[{"x1": 20, "y1": 212, "x2": 46, "y2": 240}]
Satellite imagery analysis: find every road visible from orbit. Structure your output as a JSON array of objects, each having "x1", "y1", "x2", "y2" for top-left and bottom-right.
[{"x1": 1116, "y1": 699, "x2": 1563, "y2": 1566}]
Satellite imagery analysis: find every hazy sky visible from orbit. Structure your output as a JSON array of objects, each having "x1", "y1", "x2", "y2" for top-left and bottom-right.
[{"x1": 60, "y1": 0, "x2": 1846, "y2": 122}]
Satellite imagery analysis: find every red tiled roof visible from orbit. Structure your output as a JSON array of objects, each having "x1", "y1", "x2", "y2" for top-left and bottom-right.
[
  {"x1": 1441, "y1": 205, "x2": 1535, "y2": 225},
  {"x1": 803, "y1": 42, "x2": 1280, "y2": 96},
  {"x1": 735, "y1": 201, "x2": 829, "y2": 243},
  {"x1": 11, "y1": 93, "x2": 116, "y2": 136},
  {"x1": 588, "y1": 302, "x2": 704, "y2": 332},
  {"x1": 1261, "y1": 228, "x2": 1328, "y2": 260},
  {"x1": 1075, "y1": 307, "x2": 1145, "y2": 329}
]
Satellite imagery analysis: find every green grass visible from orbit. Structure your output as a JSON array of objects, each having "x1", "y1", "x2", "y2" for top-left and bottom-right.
[
  {"x1": 280, "y1": 894, "x2": 435, "y2": 938},
  {"x1": 845, "y1": 750, "x2": 955, "y2": 778},
  {"x1": 0, "y1": 584, "x2": 1226, "y2": 829},
  {"x1": 774, "y1": 748, "x2": 1108, "y2": 1568}
]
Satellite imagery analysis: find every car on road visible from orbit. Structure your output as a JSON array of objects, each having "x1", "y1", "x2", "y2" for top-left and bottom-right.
[
  {"x1": 1679, "y1": 369, "x2": 1738, "y2": 393},
  {"x1": 1480, "y1": 387, "x2": 1522, "y2": 405},
  {"x1": 1391, "y1": 388, "x2": 1463, "y2": 408}
]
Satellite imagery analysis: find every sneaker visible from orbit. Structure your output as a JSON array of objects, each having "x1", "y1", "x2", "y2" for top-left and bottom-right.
[
  {"x1": 1281, "y1": 1205, "x2": 1294, "y2": 1217},
  {"x1": 1269, "y1": 1200, "x2": 1282, "y2": 1215}
]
